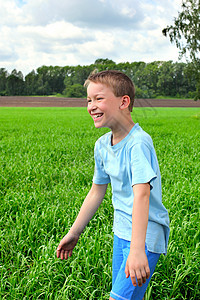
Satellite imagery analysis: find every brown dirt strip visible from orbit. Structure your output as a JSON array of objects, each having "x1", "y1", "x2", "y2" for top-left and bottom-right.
[{"x1": 0, "y1": 96, "x2": 200, "y2": 107}]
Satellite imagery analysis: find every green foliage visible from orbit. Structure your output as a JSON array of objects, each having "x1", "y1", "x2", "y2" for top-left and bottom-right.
[
  {"x1": 63, "y1": 83, "x2": 87, "y2": 98},
  {"x1": 0, "y1": 60, "x2": 198, "y2": 99},
  {"x1": 0, "y1": 107, "x2": 199, "y2": 299},
  {"x1": 0, "y1": 68, "x2": 8, "y2": 96},
  {"x1": 5, "y1": 69, "x2": 24, "y2": 96},
  {"x1": 162, "y1": 0, "x2": 200, "y2": 60},
  {"x1": 163, "y1": 0, "x2": 200, "y2": 100}
]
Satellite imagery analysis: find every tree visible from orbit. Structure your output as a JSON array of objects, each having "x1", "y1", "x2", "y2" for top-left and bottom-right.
[
  {"x1": 63, "y1": 84, "x2": 86, "y2": 98},
  {"x1": 25, "y1": 70, "x2": 38, "y2": 95},
  {"x1": 94, "y1": 58, "x2": 116, "y2": 71},
  {"x1": 6, "y1": 69, "x2": 24, "y2": 95},
  {"x1": 36, "y1": 66, "x2": 51, "y2": 95},
  {"x1": 157, "y1": 61, "x2": 175, "y2": 97},
  {"x1": 0, "y1": 68, "x2": 8, "y2": 95},
  {"x1": 162, "y1": 0, "x2": 200, "y2": 100}
]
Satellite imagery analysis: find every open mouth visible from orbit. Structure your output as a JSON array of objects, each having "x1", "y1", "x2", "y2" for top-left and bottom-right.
[{"x1": 93, "y1": 113, "x2": 103, "y2": 120}]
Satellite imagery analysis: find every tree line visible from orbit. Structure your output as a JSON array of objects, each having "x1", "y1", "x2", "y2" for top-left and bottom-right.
[{"x1": 0, "y1": 59, "x2": 197, "y2": 99}]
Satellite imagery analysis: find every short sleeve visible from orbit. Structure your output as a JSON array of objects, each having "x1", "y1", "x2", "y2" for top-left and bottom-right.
[
  {"x1": 93, "y1": 143, "x2": 111, "y2": 184},
  {"x1": 130, "y1": 142, "x2": 157, "y2": 188}
]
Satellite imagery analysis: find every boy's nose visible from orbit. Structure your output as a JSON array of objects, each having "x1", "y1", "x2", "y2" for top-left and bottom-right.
[{"x1": 89, "y1": 102, "x2": 98, "y2": 111}]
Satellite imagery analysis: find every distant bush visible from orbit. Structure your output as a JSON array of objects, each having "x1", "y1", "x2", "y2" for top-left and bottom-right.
[{"x1": 63, "y1": 84, "x2": 86, "y2": 98}]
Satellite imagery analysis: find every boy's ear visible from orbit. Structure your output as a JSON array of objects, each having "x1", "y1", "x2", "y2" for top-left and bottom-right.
[{"x1": 119, "y1": 95, "x2": 130, "y2": 110}]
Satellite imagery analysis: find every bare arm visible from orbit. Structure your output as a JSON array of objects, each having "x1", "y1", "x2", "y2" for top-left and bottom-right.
[
  {"x1": 125, "y1": 183, "x2": 150, "y2": 287},
  {"x1": 57, "y1": 183, "x2": 107, "y2": 260}
]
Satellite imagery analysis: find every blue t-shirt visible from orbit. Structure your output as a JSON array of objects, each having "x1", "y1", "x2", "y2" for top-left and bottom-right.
[{"x1": 93, "y1": 123, "x2": 170, "y2": 254}]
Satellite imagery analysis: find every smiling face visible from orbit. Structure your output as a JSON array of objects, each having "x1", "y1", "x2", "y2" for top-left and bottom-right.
[{"x1": 87, "y1": 82, "x2": 123, "y2": 130}]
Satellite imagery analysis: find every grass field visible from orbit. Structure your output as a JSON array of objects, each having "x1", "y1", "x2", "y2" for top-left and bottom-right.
[{"x1": 0, "y1": 107, "x2": 199, "y2": 300}]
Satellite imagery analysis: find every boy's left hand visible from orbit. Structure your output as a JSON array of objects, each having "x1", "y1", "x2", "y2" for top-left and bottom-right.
[{"x1": 125, "y1": 249, "x2": 150, "y2": 287}]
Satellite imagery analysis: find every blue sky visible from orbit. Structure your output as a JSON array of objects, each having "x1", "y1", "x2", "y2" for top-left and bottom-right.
[
  {"x1": 0, "y1": 0, "x2": 183, "y2": 75},
  {"x1": 16, "y1": 0, "x2": 26, "y2": 7}
]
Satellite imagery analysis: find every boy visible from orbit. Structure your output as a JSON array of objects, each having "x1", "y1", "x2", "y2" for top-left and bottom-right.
[{"x1": 57, "y1": 70, "x2": 170, "y2": 300}]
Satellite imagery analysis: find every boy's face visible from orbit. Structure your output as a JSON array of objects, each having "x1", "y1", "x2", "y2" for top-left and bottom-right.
[{"x1": 87, "y1": 82, "x2": 123, "y2": 129}]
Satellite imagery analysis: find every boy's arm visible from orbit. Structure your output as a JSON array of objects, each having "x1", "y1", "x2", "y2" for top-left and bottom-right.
[
  {"x1": 125, "y1": 183, "x2": 150, "y2": 287},
  {"x1": 57, "y1": 183, "x2": 107, "y2": 260}
]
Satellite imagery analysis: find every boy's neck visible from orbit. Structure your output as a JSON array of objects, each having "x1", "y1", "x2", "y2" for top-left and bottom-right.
[{"x1": 111, "y1": 117, "x2": 135, "y2": 146}]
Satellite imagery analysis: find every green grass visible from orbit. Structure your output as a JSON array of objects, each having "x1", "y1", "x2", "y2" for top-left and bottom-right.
[{"x1": 0, "y1": 107, "x2": 199, "y2": 299}]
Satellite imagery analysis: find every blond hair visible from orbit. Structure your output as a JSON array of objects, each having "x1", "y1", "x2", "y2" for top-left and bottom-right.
[{"x1": 84, "y1": 70, "x2": 135, "y2": 112}]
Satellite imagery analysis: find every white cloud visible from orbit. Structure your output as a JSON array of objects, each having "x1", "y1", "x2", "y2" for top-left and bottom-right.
[
  {"x1": 20, "y1": 0, "x2": 143, "y2": 28},
  {"x1": 0, "y1": 0, "x2": 182, "y2": 75}
]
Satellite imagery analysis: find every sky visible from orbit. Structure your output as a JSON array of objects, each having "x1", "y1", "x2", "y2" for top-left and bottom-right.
[{"x1": 0, "y1": 0, "x2": 183, "y2": 75}]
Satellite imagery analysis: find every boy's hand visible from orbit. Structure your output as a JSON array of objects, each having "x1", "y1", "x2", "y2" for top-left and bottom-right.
[
  {"x1": 125, "y1": 249, "x2": 150, "y2": 287},
  {"x1": 57, "y1": 232, "x2": 79, "y2": 260}
]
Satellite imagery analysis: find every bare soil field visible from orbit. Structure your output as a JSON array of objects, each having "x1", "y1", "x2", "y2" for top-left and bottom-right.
[{"x1": 0, "y1": 96, "x2": 200, "y2": 107}]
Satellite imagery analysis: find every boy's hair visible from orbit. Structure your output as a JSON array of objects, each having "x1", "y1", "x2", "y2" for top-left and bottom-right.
[{"x1": 84, "y1": 70, "x2": 135, "y2": 112}]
